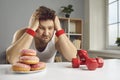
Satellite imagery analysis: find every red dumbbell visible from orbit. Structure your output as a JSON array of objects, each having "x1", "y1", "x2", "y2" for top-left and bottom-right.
[
  {"x1": 72, "y1": 50, "x2": 98, "y2": 70},
  {"x1": 78, "y1": 50, "x2": 98, "y2": 70},
  {"x1": 77, "y1": 50, "x2": 88, "y2": 65},
  {"x1": 72, "y1": 49, "x2": 104, "y2": 70},
  {"x1": 72, "y1": 58, "x2": 81, "y2": 68},
  {"x1": 95, "y1": 57, "x2": 104, "y2": 68},
  {"x1": 78, "y1": 50, "x2": 104, "y2": 70},
  {"x1": 72, "y1": 57, "x2": 98, "y2": 70}
]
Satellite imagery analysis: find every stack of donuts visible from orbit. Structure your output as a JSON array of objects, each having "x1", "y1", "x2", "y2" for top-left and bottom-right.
[{"x1": 12, "y1": 49, "x2": 46, "y2": 72}]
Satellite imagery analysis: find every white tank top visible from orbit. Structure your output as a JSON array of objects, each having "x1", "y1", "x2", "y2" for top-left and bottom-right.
[{"x1": 30, "y1": 33, "x2": 57, "y2": 63}]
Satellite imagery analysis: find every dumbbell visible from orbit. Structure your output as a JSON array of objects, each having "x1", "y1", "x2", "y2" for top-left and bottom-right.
[
  {"x1": 72, "y1": 57, "x2": 99, "y2": 70},
  {"x1": 77, "y1": 50, "x2": 88, "y2": 65},
  {"x1": 72, "y1": 49, "x2": 104, "y2": 70},
  {"x1": 78, "y1": 50, "x2": 104, "y2": 68}
]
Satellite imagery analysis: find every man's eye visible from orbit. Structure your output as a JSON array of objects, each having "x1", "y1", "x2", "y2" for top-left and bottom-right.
[
  {"x1": 40, "y1": 28, "x2": 44, "y2": 30},
  {"x1": 39, "y1": 27, "x2": 44, "y2": 30},
  {"x1": 49, "y1": 27, "x2": 53, "y2": 30}
]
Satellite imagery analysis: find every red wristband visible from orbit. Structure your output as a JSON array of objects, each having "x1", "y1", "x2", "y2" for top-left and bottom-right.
[
  {"x1": 26, "y1": 28, "x2": 36, "y2": 37},
  {"x1": 55, "y1": 29, "x2": 65, "y2": 37}
]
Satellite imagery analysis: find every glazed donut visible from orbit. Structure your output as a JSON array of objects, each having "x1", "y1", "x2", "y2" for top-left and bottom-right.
[
  {"x1": 12, "y1": 62, "x2": 31, "y2": 72},
  {"x1": 21, "y1": 49, "x2": 36, "y2": 56},
  {"x1": 31, "y1": 62, "x2": 46, "y2": 71},
  {"x1": 19, "y1": 56, "x2": 39, "y2": 64}
]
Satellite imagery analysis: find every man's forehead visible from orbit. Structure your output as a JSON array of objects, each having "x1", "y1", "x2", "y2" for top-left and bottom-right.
[{"x1": 39, "y1": 20, "x2": 54, "y2": 27}]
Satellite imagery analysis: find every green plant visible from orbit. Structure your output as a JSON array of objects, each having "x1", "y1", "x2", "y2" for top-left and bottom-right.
[
  {"x1": 61, "y1": 4, "x2": 74, "y2": 15},
  {"x1": 115, "y1": 37, "x2": 120, "y2": 46}
]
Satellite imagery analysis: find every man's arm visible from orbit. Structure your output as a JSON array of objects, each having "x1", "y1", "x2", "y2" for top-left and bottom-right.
[
  {"x1": 6, "y1": 11, "x2": 39, "y2": 64},
  {"x1": 6, "y1": 29, "x2": 34, "y2": 64},
  {"x1": 54, "y1": 16, "x2": 77, "y2": 61}
]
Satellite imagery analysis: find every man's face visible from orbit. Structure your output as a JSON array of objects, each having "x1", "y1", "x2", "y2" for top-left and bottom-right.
[{"x1": 35, "y1": 20, "x2": 55, "y2": 43}]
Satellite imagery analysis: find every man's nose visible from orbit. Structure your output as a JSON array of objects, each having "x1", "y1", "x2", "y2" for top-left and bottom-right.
[{"x1": 44, "y1": 29, "x2": 49, "y2": 36}]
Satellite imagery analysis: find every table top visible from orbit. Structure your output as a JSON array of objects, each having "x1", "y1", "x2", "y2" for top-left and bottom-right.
[{"x1": 0, "y1": 59, "x2": 120, "y2": 80}]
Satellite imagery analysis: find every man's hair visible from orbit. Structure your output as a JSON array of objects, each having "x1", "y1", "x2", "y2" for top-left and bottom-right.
[{"x1": 36, "y1": 6, "x2": 56, "y2": 21}]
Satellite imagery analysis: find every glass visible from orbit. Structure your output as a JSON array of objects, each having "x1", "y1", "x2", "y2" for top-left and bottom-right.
[
  {"x1": 109, "y1": 0, "x2": 117, "y2": 3},
  {"x1": 108, "y1": 24, "x2": 117, "y2": 46},
  {"x1": 108, "y1": 2, "x2": 117, "y2": 24}
]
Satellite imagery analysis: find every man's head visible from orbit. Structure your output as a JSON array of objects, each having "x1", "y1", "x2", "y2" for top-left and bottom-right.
[
  {"x1": 36, "y1": 6, "x2": 56, "y2": 21},
  {"x1": 35, "y1": 6, "x2": 56, "y2": 43}
]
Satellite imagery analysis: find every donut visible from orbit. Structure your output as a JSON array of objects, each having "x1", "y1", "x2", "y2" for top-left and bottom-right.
[
  {"x1": 31, "y1": 62, "x2": 46, "y2": 71},
  {"x1": 12, "y1": 62, "x2": 31, "y2": 72},
  {"x1": 21, "y1": 49, "x2": 36, "y2": 56},
  {"x1": 19, "y1": 56, "x2": 39, "y2": 64}
]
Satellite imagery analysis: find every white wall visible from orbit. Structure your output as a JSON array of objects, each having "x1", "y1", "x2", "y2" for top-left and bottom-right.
[
  {"x1": 84, "y1": 0, "x2": 106, "y2": 50},
  {"x1": 0, "y1": 0, "x2": 84, "y2": 54},
  {"x1": 84, "y1": 0, "x2": 120, "y2": 59}
]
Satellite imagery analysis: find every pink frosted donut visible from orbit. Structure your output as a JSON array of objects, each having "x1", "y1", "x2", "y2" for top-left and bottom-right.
[
  {"x1": 21, "y1": 49, "x2": 36, "y2": 56},
  {"x1": 31, "y1": 62, "x2": 46, "y2": 71},
  {"x1": 12, "y1": 62, "x2": 31, "y2": 72},
  {"x1": 19, "y1": 56, "x2": 39, "y2": 64}
]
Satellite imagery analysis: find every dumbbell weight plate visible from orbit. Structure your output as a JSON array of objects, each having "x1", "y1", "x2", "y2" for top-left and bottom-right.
[
  {"x1": 96, "y1": 57, "x2": 104, "y2": 68},
  {"x1": 72, "y1": 58, "x2": 81, "y2": 68},
  {"x1": 86, "y1": 58, "x2": 98, "y2": 70}
]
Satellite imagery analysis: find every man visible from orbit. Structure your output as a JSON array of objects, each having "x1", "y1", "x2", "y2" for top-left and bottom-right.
[{"x1": 6, "y1": 6, "x2": 77, "y2": 64}]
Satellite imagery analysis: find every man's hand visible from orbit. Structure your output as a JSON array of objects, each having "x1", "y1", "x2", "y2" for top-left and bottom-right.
[
  {"x1": 28, "y1": 11, "x2": 40, "y2": 31},
  {"x1": 54, "y1": 16, "x2": 62, "y2": 31}
]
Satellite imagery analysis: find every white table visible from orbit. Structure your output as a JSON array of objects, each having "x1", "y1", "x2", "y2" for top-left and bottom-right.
[{"x1": 0, "y1": 59, "x2": 120, "y2": 80}]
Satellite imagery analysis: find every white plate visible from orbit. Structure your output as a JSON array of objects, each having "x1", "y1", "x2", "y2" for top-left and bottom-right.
[{"x1": 11, "y1": 68, "x2": 46, "y2": 74}]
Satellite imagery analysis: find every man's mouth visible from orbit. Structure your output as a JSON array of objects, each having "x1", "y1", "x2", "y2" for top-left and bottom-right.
[{"x1": 43, "y1": 37, "x2": 49, "y2": 39}]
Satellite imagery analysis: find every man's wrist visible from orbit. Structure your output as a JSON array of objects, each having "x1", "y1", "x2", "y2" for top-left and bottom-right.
[
  {"x1": 55, "y1": 29, "x2": 65, "y2": 37},
  {"x1": 28, "y1": 26, "x2": 37, "y2": 31},
  {"x1": 26, "y1": 28, "x2": 36, "y2": 37}
]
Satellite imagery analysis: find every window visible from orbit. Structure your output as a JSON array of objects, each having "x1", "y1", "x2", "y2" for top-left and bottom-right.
[{"x1": 107, "y1": 0, "x2": 120, "y2": 48}]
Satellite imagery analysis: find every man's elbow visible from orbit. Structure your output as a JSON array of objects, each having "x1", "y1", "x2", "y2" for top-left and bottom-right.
[
  {"x1": 6, "y1": 51, "x2": 12, "y2": 64},
  {"x1": 6, "y1": 55, "x2": 17, "y2": 64},
  {"x1": 6, "y1": 50, "x2": 17, "y2": 64}
]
